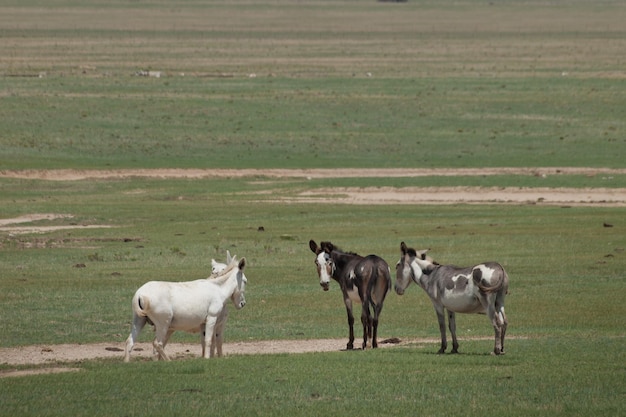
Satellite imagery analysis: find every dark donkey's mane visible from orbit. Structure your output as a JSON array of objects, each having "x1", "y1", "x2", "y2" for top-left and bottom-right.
[{"x1": 320, "y1": 241, "x2": 359, "y2": 257}]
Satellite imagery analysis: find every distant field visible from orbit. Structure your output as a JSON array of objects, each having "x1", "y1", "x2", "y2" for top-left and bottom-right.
[{"x1": 1, "y1": 0, "x2": 624, "y2": 169}]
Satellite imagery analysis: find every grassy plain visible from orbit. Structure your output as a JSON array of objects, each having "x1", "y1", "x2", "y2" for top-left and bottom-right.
[
  {"x1": 0, "y1": 0, "x2": 625, "y2": 416},
  {"x1": 0, "y1": 176, "x2": 624, "y2": 416},
  {"x1": 1, "y1": 0, "x2": 625, "y2": 169}
]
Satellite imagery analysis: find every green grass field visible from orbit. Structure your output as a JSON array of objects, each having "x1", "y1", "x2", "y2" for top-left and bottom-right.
[
  {"x1": 0, "y1": 0, "x2": 625, "y2": 416},
  {"x1": 1, "y1": 0, "x2": 624, "y2": 169}
]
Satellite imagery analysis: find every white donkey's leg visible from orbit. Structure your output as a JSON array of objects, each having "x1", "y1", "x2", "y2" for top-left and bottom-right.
[
  {"x1": 124, "y1": 314, "x2": 147, "y2": 362},
  {"x1": 201, "y1": 323, "x2": 207, "y2": 358},
  {"x1": 211, "y1": 307, "x2": 229, "y2": 358},
  {"x1": 202, "y1": 315, "x2": 218, "y2": 359},
  {"x1": 152, "y1": 319, "x2": 172, "y2": 361},
  {"x1": 162, "y1": 329, "x2": 174, "y2": 352}
]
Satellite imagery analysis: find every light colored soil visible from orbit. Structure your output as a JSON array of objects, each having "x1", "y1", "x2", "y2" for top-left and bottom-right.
[
  {"x1": 1, "y1": 167, "x2": 626, "y2": 181},
  {"x1": 1, "y1": 168, "x2": 625, "y2": 208},
  {"x1": 0, "y1": 338, "x2": 407, "y2": 368},
  {"x1": 0, "y1": 213, "x2": 115, "y2": 235},
  {"x1": 292, "y1": 186, "x2": 626, "y2": 206}
]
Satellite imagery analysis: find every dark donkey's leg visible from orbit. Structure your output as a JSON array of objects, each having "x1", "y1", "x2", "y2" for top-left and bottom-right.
[
  {"x1": 369, "y1": 264, "x2": 389, "y2": 349},
  {"x1": 360, "y1": 300, "x2": 372, "y2": 350},
  {"x1": 359, "y1": 279, "x2": 373, "y2": 349},
  {"x1": 370, "y1": 290, "x2": 386, "y2": 349},
  {"x1": 344, "y1": 297, "x2": 355, "y2": 350},
  {"x1": 371, "y1": 300, "x2": 381, "y2": 349}
]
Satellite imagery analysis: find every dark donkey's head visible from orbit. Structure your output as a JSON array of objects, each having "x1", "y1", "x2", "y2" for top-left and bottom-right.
[{"x1": 309, "y1": 240, "x2": 336, "y2": 291}]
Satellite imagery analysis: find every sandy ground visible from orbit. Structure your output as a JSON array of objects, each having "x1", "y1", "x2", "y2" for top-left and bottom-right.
[
  {"x1": 1, "y1": 167, "x2": 626, "y2": 181},
  {"x1": 0, "y1": 338, "x2": 412, "y2": 368},
  {"x1": 291, "y1": 186, "x2": 626, "y2": 206},
  {"x1": 2, "y1": 168, "x2": 625, "y2": 209},
  {"x1": 0, "y1": 167, "x2": 621, "y2": 375}
]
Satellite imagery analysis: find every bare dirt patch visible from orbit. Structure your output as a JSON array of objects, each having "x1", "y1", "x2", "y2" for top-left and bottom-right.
[
  {"x1": 0, "y1": 213, "x2": 72, "y2": 226},
  {"x1": 0, "y1": 213, "x2": 115, "y2": 235},
  {"x1": 0, "y1": 338, "x2": 410, "y2": 367},
  {"x1": 2, "y1": 168, "x2": 625, "y2": 207},
  {"x1": 1, "y1": 167, "x2": 626, "y2": 181},
  {"x1": 0, "y1": 336, "x2": 528, "y2": 371},
  {"x1": 292, "y1": 186, "x2": 626, "y2": 207}
]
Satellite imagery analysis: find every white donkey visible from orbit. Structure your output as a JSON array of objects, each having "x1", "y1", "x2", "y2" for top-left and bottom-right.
[
  {"x1": 395, "y1": 242, "x2": 509, "y2": 355},
  {"x1": 124, "y1": 254, "x2": 247, "y2": 362}
]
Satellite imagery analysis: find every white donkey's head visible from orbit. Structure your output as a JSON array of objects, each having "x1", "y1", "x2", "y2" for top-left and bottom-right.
[
  {"x1": 211, "y1": 250, "x2": 233, "y2": 275},
  {"x1": 211, "y1": 250, "x2": 247, "y2": 309},
  {"x1": 309, "y1": 240, "x2": 334, "y2": 291}
]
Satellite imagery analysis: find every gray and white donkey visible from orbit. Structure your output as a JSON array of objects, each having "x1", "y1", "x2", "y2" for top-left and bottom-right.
[{"x1": 395, "y1": 242, "x2": 509, "y2": 355}]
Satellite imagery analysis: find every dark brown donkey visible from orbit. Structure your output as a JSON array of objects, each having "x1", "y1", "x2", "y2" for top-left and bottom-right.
[{"x1": 309, "y1": 240, "x2": 391, "y2": 350}]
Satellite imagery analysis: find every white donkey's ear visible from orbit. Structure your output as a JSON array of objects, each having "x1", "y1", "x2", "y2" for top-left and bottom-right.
[{"x1": 226, "y1": 250, "x2": 233, "y2": 264}]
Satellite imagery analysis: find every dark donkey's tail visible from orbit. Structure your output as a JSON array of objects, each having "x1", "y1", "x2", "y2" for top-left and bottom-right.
[{"x1": 369, "y1": 258, "x2": 391, "y2": 310}]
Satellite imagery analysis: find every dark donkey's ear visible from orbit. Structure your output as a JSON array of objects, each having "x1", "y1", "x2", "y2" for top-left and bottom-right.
[
  {"x1": 309, "y1": 240, "x2": 320, "y2": 254},
  {"x1": 400, "y1": 241, "x2": 408, "y2": 254},
  {"x1": 320, "y1": 241, "x2": 334, "y2": 253}
]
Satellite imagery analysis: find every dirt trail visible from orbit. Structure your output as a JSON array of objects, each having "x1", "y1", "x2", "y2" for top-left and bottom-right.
[
  {"x1": 2, "y1": 168, "x2": 625, "y2": 207},
  {"x1": 292, "y1": 186, "x2": 626, "y2": 206},
  {"x1": 1, "y1": 167, "x2": 625, "y2": 181},
  {"x1": 0, "y1": 338, "x2": 419, "y2": 368}
]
